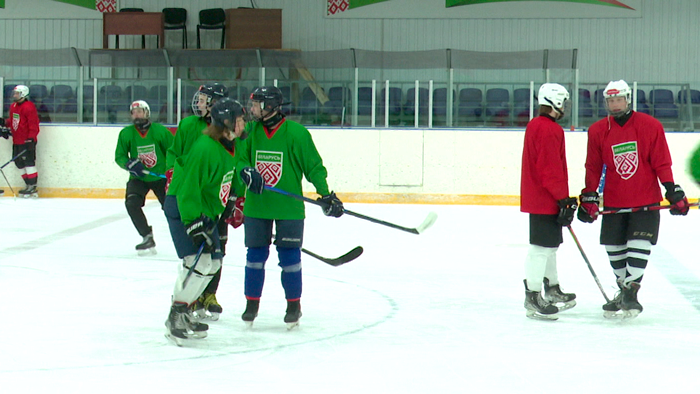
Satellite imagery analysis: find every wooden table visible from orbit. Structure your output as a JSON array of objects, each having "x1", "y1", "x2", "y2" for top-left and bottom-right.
[
  {"x1": 103, "y1": 12, "x2": 164, "y2": 49},
  {"x1": 225, "y1": 8, "x2": 281, "y2": 49}
]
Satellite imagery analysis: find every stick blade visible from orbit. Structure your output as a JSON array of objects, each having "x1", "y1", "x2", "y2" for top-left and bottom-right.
[
  {"x1": 320, "y1": 246, "x2": 364, "y2": 267},
  {"x1": 415, "y1": 211, "x2": 438, "y2": 234}
]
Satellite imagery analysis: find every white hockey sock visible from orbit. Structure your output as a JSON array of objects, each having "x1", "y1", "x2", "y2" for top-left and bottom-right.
[
  {"x1": 543, "y1": 250, "x2": 559, "y2": 286},
  {"x1": 605, "y1": 244, "x2": 628, "y2": 283},
  {"x1": 525, "y1": 245, "x2": 557, "y2": 292},
  {"x1": 625, "y1": 239, "x2": 651, "y2": 285}
]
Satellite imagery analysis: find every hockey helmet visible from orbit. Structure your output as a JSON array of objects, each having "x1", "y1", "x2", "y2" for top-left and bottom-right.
[
  {"x1": 211, "y1": 98, "x2": 246, "y2": 130},
  {"x1": 129, "y1": 100, "x2": 151, "y2": 118},
  {"x1": 13, "y1": 85, "x2": 29, "y2": 102},
  {"x1": 249, "y1": 86, "x2": 284, "y2": 113},
  {"x1": 603, "y1": 80, "x2": 632, "y2": 117},
  {"x1": 192, "y1": 83, "x2": 229, "y2": 117},
  {"x1": 538, "y1": 83, "x2": 570, "y2": 114}
]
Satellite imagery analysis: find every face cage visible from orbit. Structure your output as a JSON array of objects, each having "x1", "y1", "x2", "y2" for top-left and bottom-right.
[{"x1": 191, "y1": 91, "x2": 213, "y2": 117}]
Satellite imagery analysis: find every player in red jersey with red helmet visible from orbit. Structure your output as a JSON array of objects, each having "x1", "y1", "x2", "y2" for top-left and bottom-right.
[{"x1": 577, "y1": 79, "x2": 689, "y2": 319}]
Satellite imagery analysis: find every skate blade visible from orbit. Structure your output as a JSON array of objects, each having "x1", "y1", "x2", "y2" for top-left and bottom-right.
[
  {"x1": 164, "y1": 331, "x2": 184, "y2": 347},
  {"x1": 525, "y1": 311, "x2": 558, "y2": 321},
  {"x1": 22, "y1": 194, "x2": 38, "y2": 199},
  {"x1": 207, "y1": 312, "x2": 221, "y2": 321},
  {"x1": 554, "y1": 300, "x2": 576, "y2": 312},
  {"x1": 137, "y1": 248, "x2": 157, "y2": 256},
  {"x1": 243, "y1": 321, "x2": 255, "y2": 328},
  {"x1": 622, "y1": 309, "x2": 641, "y2": 319},
  {"x1": 286, "y1": 321, "x2": 300, "y2": 330},
  {"x1": 189, "y1": 330, "x2": 208, "y2": 339}
]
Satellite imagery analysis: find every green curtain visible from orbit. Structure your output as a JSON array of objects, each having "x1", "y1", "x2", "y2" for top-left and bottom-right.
[
  {"x1": 53, "y1": 0, "x2": 96, "y2": 10},
  {"x1": 446, "y1": 0, "x2": 632, "y2": 8},
  {"x1": 349, "y1": 0, "x2": 390, "y2": 9}
]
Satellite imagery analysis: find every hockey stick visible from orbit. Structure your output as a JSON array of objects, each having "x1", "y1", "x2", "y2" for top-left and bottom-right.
[
  {"x1": 566, "y1": 225, "x2": 610, "y2": 303},
  {"x1": 141, "y1": 170, "x2": 167, "y2": 179},
  {"x1": 182, "y1": 243, "x2": 206, "y2": 288},
  {"x1": 264, "y1": 185, "x2": 438, "y2": 235},
  {"x1": 599, "y1": 202, "x2": 700, "y2": 215},
  {"x1": 0, "y1": 149, "x2": 27, "y2": 169},
  {"x1": 272, "y1": 233, "x2": 363, "y2": 266}
]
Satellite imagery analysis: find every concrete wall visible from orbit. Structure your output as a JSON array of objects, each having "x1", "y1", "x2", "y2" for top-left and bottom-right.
[{"x1": 2, "y1": 124, "x2": 698, "y2": 205}]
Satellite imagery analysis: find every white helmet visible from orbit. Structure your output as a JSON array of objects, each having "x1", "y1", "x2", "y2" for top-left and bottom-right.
[
  {"x1": 129, "y1": 100, "x2": 151, "y2": 118},
  {"x1": 538, "y1": 83, "x2": 570, "y2": 114},
  {"x1": 603, "y1": 80, "x2": 631, "y2": 117},
  {"x1": 13, "y1": 85, "x2": 29, "y2": 102}
]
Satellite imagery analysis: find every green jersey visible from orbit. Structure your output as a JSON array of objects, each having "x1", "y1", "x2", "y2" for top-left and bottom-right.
[
  {"x1": 167, "y1": 134, "x2": 237, "y2": 225},
  {"x1": 165, "y1": 115, "x2": 208, "y2": 170},
  {"x1": 115, "y1": 123, "x2": 173, "y2": 183},
  {"x1": 236, "y1": 119, "x2": 330, "y2": 220}
]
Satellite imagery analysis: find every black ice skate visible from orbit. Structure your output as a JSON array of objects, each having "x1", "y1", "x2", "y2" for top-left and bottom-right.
[
  {"x1": 165, "y1": 303, "x2": 208, "y2": 346},
  {"x1": 602, "y1": 281, "x2": 624, "y2": 319},
  {"x1": 543, "y1": 278, "x2": 577, "y2": 312},
  {"x1": 524, "y1": 280, "x2": 559, "y2": 321},
  {"x1": 284, "y1": 300, "x2": 302, "y2": 330},
  {"x1": 620, "y1": 282, "x2": 643, "y2": 319},
  {"x1": 241, "y1": 299, "x2": 260, "y2": 327},
  {"x1": 135, "y1": 231, "x2": 156, "y2": 256},
  {"x1": 202, "y1": 292, "x2": 222, "y2": 321},
  {"x1": 18, "y1": 185, "x2": 38, "y2": 198}
]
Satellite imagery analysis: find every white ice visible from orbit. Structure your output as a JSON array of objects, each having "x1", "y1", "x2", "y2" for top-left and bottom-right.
[{"x1": 1, "y1": 198, "x2": 699, "y2": 393}]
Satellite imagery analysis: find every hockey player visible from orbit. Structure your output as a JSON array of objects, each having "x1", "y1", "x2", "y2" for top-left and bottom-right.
[
  {"x1": 2, "y1": 85, "x2": 40, "y2": 198},
  {"x1": 237, "y1": 86, "x2": 344, "y2": 329},
  {"x1": 577, "y1": 79, "x2": 689, "y2": 319},
  {"x1": 163, "y1": 98, "x2": 247, "y2": 345},
  {"x1": 115, "y1": 100, "x2": 173, "y2": 255},
  {"x1": 165, "y1": 83, "x2": 235, "y2": 320},
  {"x1": 520, "y1": 83, "x2": 577, "y2": 321}
]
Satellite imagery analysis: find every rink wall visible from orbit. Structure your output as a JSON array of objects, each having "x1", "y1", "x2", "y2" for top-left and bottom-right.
[{"x1": 1, "y1": 125, "x2": 699, "y2": 205}]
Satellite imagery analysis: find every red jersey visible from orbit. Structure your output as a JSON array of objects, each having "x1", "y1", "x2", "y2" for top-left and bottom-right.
[
  {"x1": 6, "y1": 99, "x2": 40, "y2": 145},
  {"x1": 583, "y1": 111, "x2": 673, "y2": 208},
  {"x1": 520, "y1": 115, "x2": 569, "y2": 215}
]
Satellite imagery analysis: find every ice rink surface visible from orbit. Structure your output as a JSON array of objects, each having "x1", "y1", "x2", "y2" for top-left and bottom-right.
[{"x1": 1, "y1": 198, "x2": 698, "y2": 393}]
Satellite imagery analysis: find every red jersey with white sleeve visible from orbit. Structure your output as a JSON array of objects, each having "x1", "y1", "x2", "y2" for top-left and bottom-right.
[
  {"x1": 520, "y1": 115, "x2": 569, "y2": 215},
  {"x1": 6, "y1": 100, "x2": 40, "y2": 145},
  {"x1": 583, "y1": 111, "x2": 673, "y2": 208}
]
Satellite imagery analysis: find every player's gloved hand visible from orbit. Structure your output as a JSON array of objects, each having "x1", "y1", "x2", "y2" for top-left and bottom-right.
[
  {"x1": 164, "y1": 168, "x2": 174, "y2": 192},
  {"x1": 556, "y1": 197, "x2": 578, "y2": 226},
  {"x1": 0, "y1": 126, "x2": 11, "y2": 139},
  {"x1": 240, "y1": 167, "x2": 263, "y2": 194},
  {"x1": 185, "y1": 215, "x2": 216, "y2": 252},
  {"x1": 317, "y1": 191, "x2": 344, "y2": 218},
  {"x1": 663, "y1": 182, "x2": 690, "y2": 216},
  {"x1": 126, "y1": 159, "x2": 146, "y2": 178},
  {"x1": 224, "y1": 196, "x2": 245, "y2": 228},
  {"x1": 577, "y1": 191, "x2": 600, "y2": 223}
]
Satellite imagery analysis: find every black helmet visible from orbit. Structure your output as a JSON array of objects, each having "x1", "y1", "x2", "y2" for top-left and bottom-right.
[
  {"x1": 192, "y1": 83, "x2": 229, "y2": 117},
  {"x1": 249, "y1": 86, "x2": 284, "y2": 112},
  {"x1": 210, "y1": 98, "x2": 246, "y2": 129}
]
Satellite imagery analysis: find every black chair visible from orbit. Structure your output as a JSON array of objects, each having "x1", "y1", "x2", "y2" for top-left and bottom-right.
[
  {"x1": 117, "y1": 8, "x2": 146, "y2": 49},
  {"x1": 163, "y1": 8, "x2": 188, "y2": 49},
  {"x1": 197, "y1": 8, "x2": 226, "y2": 49}
]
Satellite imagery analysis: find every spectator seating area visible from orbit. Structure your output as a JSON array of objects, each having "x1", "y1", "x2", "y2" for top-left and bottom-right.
[{"x1": 3, "y1": 82, "x2": 699, "y2": 128}]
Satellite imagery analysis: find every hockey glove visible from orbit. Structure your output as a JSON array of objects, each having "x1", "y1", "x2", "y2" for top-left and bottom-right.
[
  {"x1": 317, "y1": 192, "x2": 344, "y2": 218},
  {"x1": 185, "y1": 215, "x2": 216, "y2": 252},
  {"x1": 126, "y1": 159, "x2": 146, "y2": 178},
  {"x1": 556, "y1": 197, "x2": 578, "y2": 226},
  {"x1": 224, "y1": 196, "x2": 245, "y2": 228},
  {"x1": 0, "y1": 126, "x2": 11, "y2": 140},
  {"x1": 240, "y1": 167, "x2": 264, "y2": 194},
  {"x1": 663, "y1": 182, "x2": 690, "y2": 216},
  {"x1": 577, "y1": 191, "x2": 600, "y2": 223}
]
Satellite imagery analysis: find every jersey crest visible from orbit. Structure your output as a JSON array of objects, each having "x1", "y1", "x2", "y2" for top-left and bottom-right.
[
  {"x1": 137, "y1": 144, "x2": 157, "y2": 168},
  {"x1": 255, "y1": 151, "x2": 283, "y2": 187},
  {"x1": 612, "y1": 141, "x2": 638, "y2": 180},
  {"x1": 220, "y1": 170, "x2": 234, "y2": 207},
  {"x1": 12, "y1": 113, "x2": 19, "y2": 130}
]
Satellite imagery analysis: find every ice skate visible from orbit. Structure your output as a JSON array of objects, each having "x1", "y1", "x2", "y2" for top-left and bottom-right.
[
  {"x1": 0, "y1": 189, "x2": 4, "y2": 196},
  {"x1": 543, "y1": 278, "x2": 577, "y2": 312},
  {"x1": 524, "y1": 280, "x2": 558, "y2": 321},
  {"x1": 202, "y1": 292, "x2": 222, "y2": 321},
  {"x1": 284, "y1": 300, "x2": 302, "y2": 330},
  {"x1": 602, "y1": 282, "x2": 624, "y2": 319},
  {"x1": 241, "y1": 299, "x2": 260, "y2": 328},
  {"x1": 620, "y1": 282, "x2": 643, "y2": 319},
  {"x1": 191, "y1": 296, "x2": 206, "y2": 321},
  {"x1": 165, "y1": 303, "x2": 208, "y2": 346},
  {"x1": 135, "y1": 232, "x2": 156, "y2": 256},
  {"x1": 18, "y1": 185, "x2": 38, "y2": 198}
]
